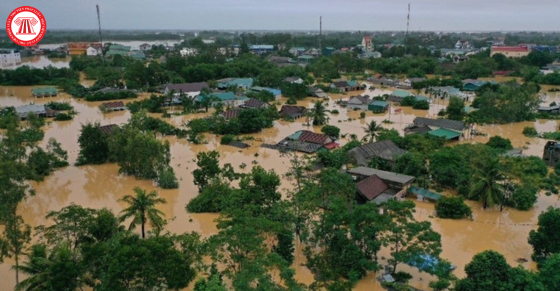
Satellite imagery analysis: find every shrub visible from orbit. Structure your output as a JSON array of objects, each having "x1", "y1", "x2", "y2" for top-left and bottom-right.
[
  {"x1": 486, "y1": 136, "x2": 513, "y2": 151},
  {"x1": 157, "y1": 167, "x2": 179, "y2": 189},
  {"x1": 435, "y1": 196, "x2": 472, "y2": 219},
  {"x1": 412, "y1": 100, "x2": 430, "y2": 110},
  {"x1": 54, "y1": 112, "x2": 73, "y2": 121},
  {"x1": 321, "y1": 125, "x2": 340, "y2": 138},
  {"x1": 221, "y1": 134, "x2": 235, "y2": 145},
  {"x1": 46, "y1": 101, "x2": 74, "y2": 111},
  {"x1": 522, "y1": 126, "x2": 538, "y2": 137},
  {"x1": 360, "y1": 111, "x2": 366, "y2": 119}
]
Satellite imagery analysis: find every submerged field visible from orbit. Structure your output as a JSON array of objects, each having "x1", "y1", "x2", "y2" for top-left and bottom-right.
[{"x1": 1, "y1": 66, "x2": 560, "y2": 290}]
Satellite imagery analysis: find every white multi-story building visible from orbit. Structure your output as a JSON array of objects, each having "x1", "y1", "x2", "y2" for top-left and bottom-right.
[{"x1": 0, "y1": 49, "x2": 21, "y2": 68}]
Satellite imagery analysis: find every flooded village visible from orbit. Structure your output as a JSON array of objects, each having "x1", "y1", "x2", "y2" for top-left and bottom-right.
[{"x1": 2, "y1": 4, "x2": 560, "y2": 291}]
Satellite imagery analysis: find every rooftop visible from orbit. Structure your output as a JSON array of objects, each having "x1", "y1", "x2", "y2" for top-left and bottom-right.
[
  {"x1": 357, "y1": 174, "x2": 389, "y2": 201},
  {"x1": 413, "y1": 117, "x2": 465, "y2": 131},
  {"x1": 348, "y1": 167, "x2": 415, "y2": 185},
  {"x1": 348, "y1": 140, "x2": 407, "y2": 162}
]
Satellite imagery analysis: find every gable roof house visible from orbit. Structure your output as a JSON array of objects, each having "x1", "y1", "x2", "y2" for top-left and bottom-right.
[
  {"x1": 386, "y1": 89, "x2": 414, "y2": 103},
  {"x1": 100, "y1": 101, "x2": 126, "y2": 112},
  {"x1": 368, "y1": 76, "x2": 397, "y2": 87},
  {"x1": 398, "y1": 78, "x2": 426, "y2": 89},
  {"x1": 347, "y1": 167, "x2": 415, "y2": 205},
  {"x1": 164, "y1": 82, "x2": 209, "y2": 97},
  {"x1": 407, "y1": 117, "x2": 466, "y2": 140},
  {"x1": 462, "y1": 79, "x2": 498, "y2": 91},
  {"x1": 346, "y1": 95, "x2": 372, "y2": 110},
  {"x1": 279, "y1": 105, "x2": 307, "y2": 119},
  {"x1": 220, "y1": 108, "x2": 243, "y2": 120},
  {"x1": 368, "y1": 100, "x2": 389, "y2": 113},
  {"x1": 330, "y1": 80, "x2": 362, "y2": 92},
  {"x1": 490, "y1": 46, "x2": 530, "y2": 58},
  {"x1": 240, "y1": 98, "x2": 269, "y2": 109},
  {"x1": 15, "y1": 104, "x2": 55, "y2": 119},
  {"x1": 347, "y1": 140, "x2": 407, "y2": 168},
  {"x1": 308, "y1": 86, "x2": 328, "y2": 99},
  {"x1": 264, "y1": 130, "x2": 334, "y2": 153}
]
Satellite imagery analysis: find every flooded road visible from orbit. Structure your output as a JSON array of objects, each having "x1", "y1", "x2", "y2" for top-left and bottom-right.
[{"x1": 1, "y1": 82, "x2": 559, "y2": 290}]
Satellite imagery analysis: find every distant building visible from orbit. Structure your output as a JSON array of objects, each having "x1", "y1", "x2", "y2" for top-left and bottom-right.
[
  {"x1": 101, "y1": 101, "x2": 126, "y2": 112},
  {"x1": 0, "y1": 49, "x2": 21, "y2": 68},
  {"x1": 86, "y1": 46, "x2": 102, "y2": 56},
  {"x1": 240, "y1": 98, "x2": 270, "y2": 109},
  {"x1": 490, "y1": 46, "x2": 529, "y2": 58},
  {"x1": 139, "y1": 43, "x2": 151, "y2": 51},
  {"x1": 250, "y1": 86, "x2": 281, "y2": 99},
  {"x1": 249, "y1": 45, "x2": 274, "y2": 54},
  {"x1": 68, "y1": 43, "x2": 91, "y2": 55},
  {"x1": 368, "y1": 100, "x2": 389, "y2": 113},
  {"x1": 397, "y1": 78, "x2": 426, "y2": 89},
  {"x1": 180, "y1": 48, "x2": 198, "y2": 57},
  {"x1": 462, "y1": 79, "x2": 498, "y2": 91},
  {"x1": 264, "y1": 130, "x2": 335, "y2": 154},
  {"x1": 15, "y1": 104, "x2": 55, "y2": 119},
  {"x1": 289, "y1": 47, "x2": 306, "y2": 56},
  {"x1": 455, "y1": 40, "x2": 472, "y2": 50},
  {"x1": 308, "y1": 86, "x2": 328, "y2": 99},
  {"x1": 362, "y1": 36, "x2": 374, "y2": 51},
  {"x1": 32, "y1": 87, "x2": 58, "y2": 98},
  {"x1": 269, "y1": 56, "x2": 296, "y2": 67},
  {"x1": 368, "y1": 76, "x2": 397, "y2": 87}
]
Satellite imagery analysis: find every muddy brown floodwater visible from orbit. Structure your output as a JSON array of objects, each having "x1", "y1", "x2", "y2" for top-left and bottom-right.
[{"x1": 1, "y1": 81, "x2": 560, "y2": 291}]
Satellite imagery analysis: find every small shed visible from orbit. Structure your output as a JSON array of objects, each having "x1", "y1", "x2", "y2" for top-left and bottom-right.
[
  {"x1": 409, "y1": 186, "x2": 443, "y2": 202},
  {"x1": 428, "y1": 128, "x2": 462, "y2": 140}
]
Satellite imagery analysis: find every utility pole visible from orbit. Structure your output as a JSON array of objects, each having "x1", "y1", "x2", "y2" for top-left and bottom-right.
[
  {"x1": 405, "y1": 3, "x2": 410, "y2": 55},
  {"x1": 319, "y1": 16, "x2": 322, "y2": 56},
  {"x1": 96, "y1": 4, "x2": 104, "y2": 62}
]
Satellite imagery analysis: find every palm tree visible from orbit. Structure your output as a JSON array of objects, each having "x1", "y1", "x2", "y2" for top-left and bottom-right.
[
  {"x1": 469, "y1": 158, "x2": 504, "y2": 209},
  {"x1": 14, "y1": 244, "x2": 79, "y2": 291},
  {"x1": 119, "y1": 187, "x2": 166, "y2": 238},
  {"x1": 363, "y1": 120, "x2": 383, "y2": 143},
  {"x1": 310, "y1": 101, "x2": 329, "y2": 125}
]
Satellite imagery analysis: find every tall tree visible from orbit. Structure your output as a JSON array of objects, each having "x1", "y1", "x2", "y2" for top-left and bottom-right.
[
  {"x1": 119, "y1": 187, "x2": 166, "y2": 238},
  {"x1": 382, "y1": 200, "x2": 442, "y2": 274},
  {"x1": 469, "y1": 157, "x2": 504, "y2": 209},
  {"x1": 310, "y1": 101, "x2": 329, "y2": 126},
  {"x1": 528, "y1": 207, "x2": 560, "y2": 263},
  {"x1": 447, "y1": 96, "x2": 465, "y2": 121},
  {"x1": 0, "y1": 214, "x2": 31, "y2": 284},
  {"x1": 363, "y1": 120, "x2": 383, "y2": 143}
]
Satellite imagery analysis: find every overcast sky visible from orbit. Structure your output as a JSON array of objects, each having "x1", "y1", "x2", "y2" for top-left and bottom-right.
[{"x1": 1, "y1": 0, "x2": 558, "y2": 31}]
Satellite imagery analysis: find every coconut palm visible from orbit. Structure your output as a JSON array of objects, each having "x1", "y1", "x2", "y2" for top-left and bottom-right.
[
  {"x1": 14, "y1": 244, "x2": 80, "y2": 291},
  {"x1": 119, "y1": 187, "x2": 166, "y2": 238},
  {"x1": 310, "y1": 101, "x2": 330, "y2": 125},
  {"x1": 469, "y1": 158, "x2": 504, "y2": 209},
  {"x1": 363, "y1": 120, "x2": 383, "y2": 143}
]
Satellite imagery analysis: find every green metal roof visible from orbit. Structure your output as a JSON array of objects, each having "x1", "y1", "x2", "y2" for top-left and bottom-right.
[
  {"x1": 287, "y1": 131, "x2": 304, "y2": 140},
  {"x1": 428, "y1": 128, "x2": 461, "y2": 140},
  {"x1": 196, "y1": 92, "x2": 241, "y2": 102},
  {"x1": 370, "y1": 100, "x2": 389, "y2": 107},
  {"x1": 32, "y1": 87, "x2": 58, "y2": 94},
  {"x1": 392, "y1": 89, "x2": 413, "y2": 98},
  {"x1": 415, "y1": 95, "x2": 429, "y2": 102},
  {"x1": 298, "y1": 55, "x2": 315, "y2": 60},
  {"x1": 409, "y1": 186, "x2": 443, "y2": 200}
]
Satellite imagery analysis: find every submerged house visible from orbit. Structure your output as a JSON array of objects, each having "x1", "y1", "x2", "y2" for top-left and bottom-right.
[
  {"x1": 368, "y1": 100, "x2": 389, "y2": 113},
  {"x1": 250, "y1": 86, "x2": 282, "y2": 99},
  {"x1": 347, "y1": 167, "x2": 415, "y2": 204},
  {"x1": 263, "y1": 130, "x2": 335, "y2": 154},
  {"x1": 279, "y1": 105, "x2": 307, "y2": 119},
  {"x1": 347, "y1": 140, "x2": 407, "y2": 168},
  {"x1": 398, "y1": 78, "x2": 426, "y2": 89},
  {"x1": 100, "y1": 101, "x2": 126, "y2": 112},
  {"x1": 462, "y1": 79, "x2": 498, "y2": 91},
  {"x1": 164, "y1": 82, "x2": 209, "y2": 98},
  {"x1": 537, "y1": 105, "x2": 560, "y2": 114},
  {"x1": 308, "y1": 86, "x2": 328, "y2": 99},
  {"x1": 346, "y1": 95, "x2": 372, "y2": 110},
  {"x1": 386, "y1": 90, "x2": 414, "y2": 103},
  {"x1": 15, "y1": 104, "x2": 55, "y2": 119},
  {"x1": 330, "y1": 80, "x2": 362, "y2": 92},
  {"x1": 407, "y1": 117, "x2": 466, "y2": 141},
  {"x1": 32, "y1": 87, "x2": 58, "y2": 97},
  {"x1": 368, "y1": 76, "x2": 397, "y2": 87}
]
